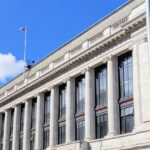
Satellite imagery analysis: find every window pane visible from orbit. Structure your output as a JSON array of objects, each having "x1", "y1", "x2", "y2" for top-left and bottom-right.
[
  {"x1": 76, "y1": 121, "x2": 85, "y2": 141},
  {"x1": 95, "y1": 65, "x2": 107, "y2": 106},
  {"x1": 76, "y1": 76, "x2": 85, "y2": 113},
  {"x1": 0, "y1": 114, "x2": 5, "y2": 139},
  {"x1": 118, "y1": 52, "x2": 133, "y2": 99},
  {"x1": 120, "y1": 106, "x2": 134, "y2": 134},
  {"x1": 59, "y1": 85, "x2": 66, "y2": 119},
  {"x1": 59, "y1": 126, "x2": 66, "y2": 144},
  {"x1": 10, "y1": 109, "x2": 14, "y2": 136},
  {"x1": 20, "y1": 104, "x2": 25, "y2": 132},
  {"x1": 44, "y1": 92, "x2": 50, "y2": 124},
  {"x1": 31, "y1": 99, "x2": 37, "y2": 129},
  {"x1": 96, "y1": 114, "x2": 108, "y2": 139},
  {"x1": 43, "y1": 130, "x2": 49, "y2": 149}
]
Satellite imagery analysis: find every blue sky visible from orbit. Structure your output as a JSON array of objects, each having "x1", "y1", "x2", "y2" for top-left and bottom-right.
[{"x1": 0, "y1": 0, "x2": 128, "y2": 86}]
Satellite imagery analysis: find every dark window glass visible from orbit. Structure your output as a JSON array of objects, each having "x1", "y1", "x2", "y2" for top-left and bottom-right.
[
  {"x1": 118, "y1": 52, "x2": 133, "y2": 99},
  {"x1": 96, "y1": 114, "x2": 108, "y2": 139},
  {"x1": 121, "y1": 106, "x2": 134, "y2": 134},
  {"x1": 43, "y1": 129, "x2": 49, "y2": 149},
  {"x1": 31, "y1": 99, "x2": 37, "y2": 129},
  {"x1": 20, "y1": 104, "x2": 25, "y2": 132},
  {"x1": 58, "y1": 126, "x2": 66, "y2": 144},
  {"x1": 0, "y1": 143, "x2": 3, "y2": 150},
  {"x1": 19, "y1": 138, "x2": 23, "y2": 150},
  {"x1": 95, "y1": 65, "x2": 107, "y2": 106},
  {"x1": 10, "y1": 110, "x2": 14, "y2": 136},
  {"x1": 76, "y1": 121, "x2": 85, "y2": 141},
  {"x1": 9, "y1": 141, "x2": 12, "y2": 150},
  {"x1": 44, "y1": 92, "x2": 50, "y2": 124},
  {"x1": 0, "y1": 114, "x2": 5, "y2": 139},
  {"x1": 76, "y1": 76, "x2": 85, "y2": 113},
  {"x1": 59, "y1": 85, "x2": 66, "y2": 119},
  {"x1": 30, "y1": 134, "x2": 35, "y2": 150}
]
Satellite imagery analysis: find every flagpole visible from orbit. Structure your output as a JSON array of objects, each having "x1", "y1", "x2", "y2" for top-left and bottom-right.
[{"x1": 24, "y1": 27, "x2": 27, "y2": 73}]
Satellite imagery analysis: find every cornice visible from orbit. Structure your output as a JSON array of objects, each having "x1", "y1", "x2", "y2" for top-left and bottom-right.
[{"x1": 0, "y1": 13, "x2": 146, "y2": 107}]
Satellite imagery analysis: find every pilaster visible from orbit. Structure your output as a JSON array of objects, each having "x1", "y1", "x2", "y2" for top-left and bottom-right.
[
  {"x1": 12, "y1": 105, "x2": 21, "y2": 150},
  {"x1": 35, "y1": 93, "x2": 44, "y2": 150},
  {"x1": 85, "y1": 67, "x2": 95, "y2": 140},
  {"x1": 66, "y1": 77, "x2": 75, "y2": 143}
]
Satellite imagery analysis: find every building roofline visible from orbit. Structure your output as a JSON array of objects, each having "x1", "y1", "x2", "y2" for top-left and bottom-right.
[{"x1": 0, "y1": 0, "x2": 134, "y2": 89}]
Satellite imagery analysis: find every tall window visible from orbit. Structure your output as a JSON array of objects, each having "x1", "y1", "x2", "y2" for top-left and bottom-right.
[
  {"x1": 58, "y1": 126, "x2": 66, "y2": 144},
  {"x1": 31, "y1": 98, "x2": 37, "y2": 129},
  {"x1": 96, "y1": 114, "x2": 108, "y2": 138},
  {"x1": 76, "y1": 75, "x2": 85, "y2": 113},
  {"x1": 44, "y1": 92, "x2": 50, "y2": 124},
  {"x1": 0, "y1": 113, "x2": 5, "y2": 139},
  {"x1": 95, "y1": 64, "x2": 108, "y2": 139},
  {"x1": 95, "y1": 64, "x2": 107, "y2": 106},
  {"x1": 20, "y1": 104, "x2": 25, "y2": 132},
  {"x1": 43, "y1": 92, "x2": 50, "y2": 149},
  {"x1": 9, "y1": 109, "x2": 14, "y2": 136},
  {"x1": 59, "y1": 84, "x2": 66, "y2": 119},
  {"x1": 76, "y1": 121, "x2": 85, "y2": 141},
  {"x1": 30, "y1": 98, "x2": 37, "y2": 150},
  {"x1": 58, "y1": 84, "x2": 66, "y2": 145},
  {"x1": 118, "y1": 51, "x2": 134, "y2": 134}
]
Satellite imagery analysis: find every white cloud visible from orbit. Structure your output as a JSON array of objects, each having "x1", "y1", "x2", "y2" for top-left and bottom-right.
[{"x1": 0, "y1": 53, "x2": 24, "y2": 83}]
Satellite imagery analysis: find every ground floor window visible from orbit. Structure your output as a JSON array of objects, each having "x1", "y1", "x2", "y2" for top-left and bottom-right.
[
  {"x1": 120, "y1": 106, "x2": 134, "y2": 134},
  {"x1": 76, "y1": 120, "x2": 85, "y2": 141},
  {"x1": 96, "y1": 113, "x2": 108, "y2": 139}
]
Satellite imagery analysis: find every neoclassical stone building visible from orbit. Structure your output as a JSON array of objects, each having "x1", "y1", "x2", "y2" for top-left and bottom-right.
[{"x1": 0, "y1": 0, "x2": 150, "y2": 149}]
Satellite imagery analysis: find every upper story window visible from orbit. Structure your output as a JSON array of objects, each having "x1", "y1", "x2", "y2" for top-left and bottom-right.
[
  {"x1": 9, "y1": 109, "x2": 14, "y2": 137},
  {"x1": 0, "y1": 113, "x2": 5, "y2": 139},
  {"x1": 118, "y1": 52, "x2": 133, "y2": 100},
  {"x1": 95, "y1": 64, "x2": 107, "y2": 107},
  {"x1": 44, "y1": 92, "x2": 50, "y2": 124},
  {"x1": 31, "y1": 98, "x2": 37, "y2": 129},
  {"x1": 75, "y1": 75, "x2": 85, "y2": 113},
  {"x1": 20, "y1": 104, "x2": 25, "y2": 132},
  {"x1": 121, "y1": 106, "x2": 134, "y2": 134},
  {"x1": 59, "y1": 84, "x2": 66, "y2": 119}
]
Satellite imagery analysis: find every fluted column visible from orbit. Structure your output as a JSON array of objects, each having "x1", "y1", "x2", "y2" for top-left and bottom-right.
[
  {"x1": 107, "y1": 55, "x2": 119, "y2": 136},
  {"x1": 12, "y1": 105, "x2": 21, "y2": 150},
  {"x1": 50, "y1": 86, "x2": 59, "y2": 148},
  {"x1": 85, "y1": 67, "x2": 95, "y2": 140},
  {"x1": 66, "y1": 78, "x2": 75, "y2": 143},
  {"x1": 3, "y1": 110, "x2": 11, "y2": 150},
  {"x1": 23, "y1": 100, "x2": 32, "y2": 150},
  {"x1": 35, "y1": 93, "x2": 44, "y2": 150}
]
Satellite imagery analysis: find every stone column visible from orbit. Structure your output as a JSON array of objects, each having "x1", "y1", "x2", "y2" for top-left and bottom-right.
[
  {"x1": 50, "y1": 86, "x2": 58, "y2": 148},
  {"x1": 23, "y1": 100, "x2": 32, "y2": 150},
  {"x1": 132, "y1": 45, "x2": 142, "y2": 131},
  {"x1": 107, "y1": 55, "x2": 119, "y2": 136},
  {"x1": 85, "y1": 67, "x2": 95, "y2": 140},
  {"x1": 3, "y1": 110, "x2": 11, "y2": 150},
  {"x1": 35, "y1": 93, "x2": 44, "y2": 150},
  {"x1": 12, "y1": 105, "x2": 21, "y2": 150},
  {"x1": 66, "y1": 78, "x2": 75, "y2": 143}
]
